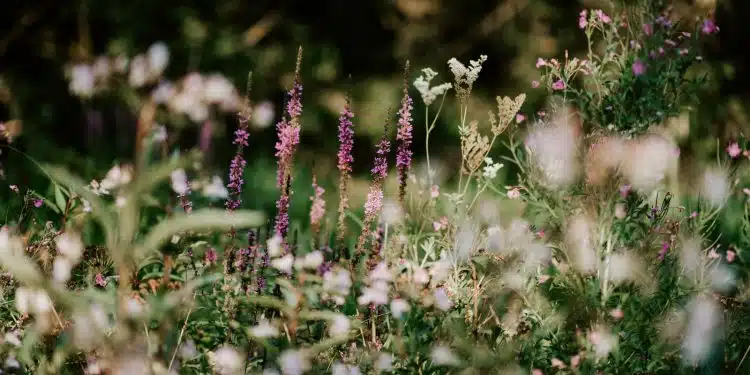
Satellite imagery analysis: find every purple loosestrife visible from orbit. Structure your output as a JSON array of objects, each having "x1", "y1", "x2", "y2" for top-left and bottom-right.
[
  {"x1": 356, "y1": 122, "x2": 391, "y2": 256},
  {"x1": 226, "y1": 73, "x2": 253, "y2": 211},
  {"x1": 309, "y1": 175, "x2": 326, "y2": 243},
  {"x1": 273, "y1": 47, "x2": 304, "y2": 243},
  {"x1": 336, "y1": 96, "x2": 355, "y2": 246},
  {"x1": 395, "y1": 62, "x2": 414, "y2": 203}
]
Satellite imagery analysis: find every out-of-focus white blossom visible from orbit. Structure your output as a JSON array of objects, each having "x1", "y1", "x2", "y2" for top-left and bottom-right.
[
  {"x1": 622, "y1": 135, "x2": 677, "y2": 192},
  {"x1": 267, "y1": 235, "x2": 284, "y2": 258},
  {"x1": 433, "y1": 288, "x2": 452, "y2": 311},
  {"x1": 147, "y1": 42, "x2": 169, "y2": 78},
  {"x1": 566, "y1": 215, "x2": 598, "y2": 274},
  {"x1": 70, "y1": 64, "x2": 95, "y2": 98},
  {"x1": 202, "y1": 176, "x2": 229, "y2": 199},
  {"x1": 390, "y1": 298, "x2": 411, "y2": 318},
  {"x1": 211, "y1": 346, "x2": 244, "y2": 375},
  {"x1": 380, "y1": 200, "x2": 403, "y2": 225},
  {"x1": 278, "y1": 350, "x2": 310, "y2": 375},
  {"x1": 329, "y1": 314, "x2": 351, "y2": 337},
  {"x1": 430, "y1": 346, "x2": 460, "y2": 366},
  {"x1": 100, "y1": 164, "x2": 133, "y2": 191},
  {"x1": 249, "y1": 319, "x2": 279, "y2": 338},
  {"x1": 294, "y1": 251, "x2": 324, "y2": 270},
  {"x1": 128, "y1": 54, "x2": 149, "y2": 87},
  {"x1": 252, "y1": 101, "x2": 275, "y2": 129},
  {"x1": 56, "y1": 231, "x2": 84, "y2": 262},
  {"x1": 701, "y1": 167, "x2": 729, "y2": 207},
  {"x1": 271, "y1": 254, "x2": 294, "y2": 274},
  {"x1": 358, "y1": 281, "x2": 390, "y2": 306},
  {"x1": 525, "y1": 118, "x2": 580, "y2": 188},
  {"x1": 682, "y1": 296, "x2": 722, "y2": 365},
  {"x1": 374, "y1": 352, "x2": 393, "y2": 372},
  {"x1": 413, "y1": 68, "x2": 453, "y2": 105},
  {"x1": 588, "y1": 326, "x2": 618, "y2": 358},
  {"x1": 52, "y1": 257, "x2": 73, "y2": 283},
  {"x1": 332, "y1": 362, "x2": 360, "y2": 375},
  {"x1": 170, "y1": 169, "x2": 190, "y2": 195}
]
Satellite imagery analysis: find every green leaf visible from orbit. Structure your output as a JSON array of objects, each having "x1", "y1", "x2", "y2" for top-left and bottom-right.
[
  {"x1": 134, "y1": 209, "x2": 265, "y2": 260},
  {"x1": 42, "y1": 165, "x2": 116, "y2": 248},
  {"x1": 28, "y1": 190, "x2": 60, "y2": 214},
  {"x1": 54, "y1": 184, "x2": 67, "y2": 213}
]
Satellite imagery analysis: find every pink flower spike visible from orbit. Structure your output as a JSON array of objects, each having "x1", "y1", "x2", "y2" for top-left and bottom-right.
[
  {"x1": 578, "y1": 10, "x2": 588, "y2": 29},
  {"x1": 727, "y1": 250, "x2": 736, "y2": 263},
  {"x1": 552, "y1": 79, "x2": 565, "y2": 90},
  {"x1": 515, "y1": 113, "x2": 526, "y2": 123},
  {"x1": 727, "y1": 142, "x2": 741, "y2": 158}
]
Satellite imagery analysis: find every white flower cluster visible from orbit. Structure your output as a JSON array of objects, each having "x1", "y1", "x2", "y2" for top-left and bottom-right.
[
  {"x1": 53, "y1": 231, "x2": 85, "y2": 283},
  {"x1": 525, "y1": 119, "x2": 581, "y2": 188},
  {"x1": 357, "y1": 262, "x2": 392, "y2": 306},
  {"x1": 322, "y1": 267, "x2": 352, "y2": 305},
  {"x1": 170, "y1": 169, "x2": 228, "y2": 199},
  {"x1": 68, "y1": 42, "x2": 169, "y2": 98},
  {"x1": 447, "y1": 55, "x2": 487, "y2": 93},
  {"x1": 482, "y1": 157, "x2": 504, "y2": 179},
  {"x1": 161, "y1": 72, "x2": 241, "y2": 123},
  {"x1": 413, "y1": 68, "x2": 453, "y2": 105}
]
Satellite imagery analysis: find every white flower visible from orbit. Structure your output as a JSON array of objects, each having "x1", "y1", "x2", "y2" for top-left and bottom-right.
[
  {"x1": 589, "y1": 327, "x2": 618, "y2": 358},
  {"x1": 212, "y1": 346, "x2": 244, "y2": 375},
  {"x1": 323, "y1": 268, "x2": 352, "y2": 304},
  {"x1": 170, "y1": 169, "x2": 190, "y2": 195},
  {"x1": 429, "y1": 259, "x2": 451, "y2": 283},
  {"x1": 682, "y1": 296, "x2": 722, "y2": 365},
  {"x1": 482, "y1": 157, "x2": 504, "y2": 179},
  {"x1": 3, "y1": 331, "x2": 21, "y2": 347},
  {"x1": 332, "y1": 362, "x2": 360, "y2": 375},
  {"x1": 294, "y1": 251, "x2": 324, "y2": 270},
  {"x1": 447, "y1": 55, "x2": 487, "y2": 93},
  {"x1": 204, "y1": 73, "x2": 240, "y2": 110},
  {"x1": 115, "y1": 195, "x2": 127, "y2": 208},
  {"x1": 369, "y1": 262, "x2": 392, "y2": 282},
  {"x1": 701, "y1": 167, "x2": 729, "y2": 207},
  {"x1": 179, "y1": 340, "x2": 198, "y2": 359},
  {"x1": 70, "y1": 64, "x2": 95, "y2": 98},
  {"x1": 252, "y1": 101, "x2": 275, "y2": 129},
  {"x1": 92, "y1": 57, "x2": 111, "y2": 80},
  {"x1": 202, "y1": 176, "x2": 229, "y2": 199},
  {"x1": 358, "y1": 281, "x2": 389, "y2": 306},
  {"x1": 390, "y1": 298, "x2": 411, "y2": 318},
  {"x1": 267, "y1": 235, "x2": 284, "y2": 258},
  {"x1": 412, "y1": 267, "x2": 429, "y2": 284},
  {"x1": 147, "y1": 42, "x2": 170, "y2": 78},
  {"x1": 152, "y1": 124, "x2": 168, "y2": 142},
  {"x1": 605, "y1": 252, "x2": 643, "y2": 285},
  {"x1": 56, "y1": 231, "x2": 83, "y2": 263},
  {"x1": 249, "y1": 319, "x2": 279, "y2": 338},
  {"x1": 271, "y1": 254, "x2": 294, "y2": 274},
  {"x1": 81, "y1": 198, "x2": 92, "y2": 213},
  {"x1": 525, "y1": 119, "x2": 580, "y2": 188},
  {"x1": 433, "y1": 288, "x2": 452, "y2": 311},
  {"x1": 125, "y1": 296, "x2": 145, "y2": 318},
  {"x1": 430, "y1": 346, "x2": 460, "y2": 366},
  {"x1": 278, "y1": 350, "x2": 310, "y2": 375},
  {"x1": 31, "y1": 290, "x2": 53, "y2": 315},
  {"x1": 128, "y1": 54, "x2": 149, "y2": 87},
  {"x1": 14, "y1": 287, "x2": 32, "y2": 314},
  {"x1": 413, "y1": 68, "x2": 453, "y2": 105},
  {"x1": 329, "y1": 314, "x2": 350, "y2": 336},
  {"x1": 100, "y1": 164, "x2": 133, "y2": 191},
  {"x1": 622, "y1": 135, "x2": 677, "y2": 192},
  {"x1": 374, "y1": 352, "x2": 393, "y2": 372},
  {"x1": 152, "y1": 82, "x2": 176, "y2": 104},
  {"x1": 380, "y1": 200, "x2": 403, "y2": 225},
  {"x1": 566, "y1": 215, "x2": 597, "y2": 274},
  {"x1": 52, "y1": 257, "x2": 73, "y2": 283}
]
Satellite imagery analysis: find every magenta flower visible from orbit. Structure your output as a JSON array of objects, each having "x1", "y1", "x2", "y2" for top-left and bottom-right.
[
  {"x1": 205, "y1": 247, "x2": 218, "y2": 265},
  {"x1": 658, "y1": 242, "x2": 669, "y2": 261},
  {"x1": 274, "y1": 191, "x2": 291, "y2": 238},
  {"x1": 95, "y1": 273, "x2": 107, "y2": 287},
  {"x1": 552, "y1": 79, "x2": 565, "y2": 90},
  {"x1": 578, "y1": 10, "x2": 588, "y2": 29},
  {"x1": 309, "y1": 176, "x2": 326, "y2": 236},
  {"x1": 274, "y1": 118, "x2": 301, "y2": 187},
  {"x1": 515, "y1": 113, "x2": 526, "y2": 123},
  {"x1": 642, "y1": 23, "x2": 653, "y2": 36},
  {"x1": 535, "y1": 58, "x2": 547, "y2": 68},
  {"x1": 395, "y1": 86, "x2": 414, "y2": 202},
  {"x1": 33, "y1": 199, "x2": 43, "y2": 208},
  {"x1": 371, "y1": 128, "x2": 391, "y2": 182},
  {"x1": 337, "y1": 98, "x2": 355, "y2": 174},
  {"x1": 727, "y1": 142, "x2": 742, "y2": 158},
  {"x1": 701, "y1": 19, "x2": 719, "y2": 35},
  {"x1": 632, "y1": 59, "x2": 646, "y2": 76},
  {"x1": 226, "y1": 78, "x2": 253, "y2": 211}
]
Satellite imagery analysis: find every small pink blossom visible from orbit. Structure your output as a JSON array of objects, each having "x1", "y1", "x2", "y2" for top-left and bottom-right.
[
  {"x1": 204, "y1": 248, "x2": 218, "y2": 266},
  {"x1": 537, "y1": 110, "x2": 546, "y2": 117},
  {"x1": 552, "y1": 79, "x2": 565, "y2": 90},
  {"x1": 578, "y1": 10, "x2": 588, "y2": 29},
  {"x1": 535, "y1": 58, "x2": 547, "y2": 68},
  {"x1": 95, "y1": 273, "x2": 107, "y2": 287},
  {"x1": 619, "y1": 184, "x2": 631, "y2": 198},
  {"x1": 727, "y1": 250, "x2": 736, "y2": 263},
  {"x1": 532, "y1": 370, "x2": 544, "y2": 375},
  {"x1": 594, "y1": 9, "x2": 611, "y2": 24},
  {"x1": 538, "y1": 274, "x2": 550, "y2": 284},
  {"x1": 701, "y1": 19, "x2": 719, "y2": 35},
  {"x1": 515, "y1": 113, "x2": 526, "y2": 123},
  {"x1": 727, "y1": 142, "x2": 741, "y2": 158},
  {"x1": 642, "y1": 23, "x2": 653, "y2": 36},
  {"x1": 33, "y1": 199, "x2": 43, "y2": 208},
  {"x1": 690, "y1": 211, "x2": 698, "y2": 218},
  {"x1": 632, "y1": 59, "x2": 646, "y2": 76},
  {"x1": 507, "y1": 187, "x2": 521, "y2": 199},
  {"x1": 551, "y1": 358, "x2": 566, "y2": 369},
  {"x1": 571, "y1": 355, "x2": 581, "y2": 368},
  {"x1": 430, "y1": 185, "x2": 440, "y2": 199},
  {"x1": 708, "y1": 248, "x2": 720, "y2": 259},
  {"x1": 9, "y1": 185, "x2": 18, "y2": 193},
  {"x1": 433, "y1": 216, "x2": 449, "y2": 232},
  {"x1": 609, "y1": 308, "x2": 624, "y2": 320},
  {"x1": 531, "y1": 80, "x2": 540, "y2": 88}
]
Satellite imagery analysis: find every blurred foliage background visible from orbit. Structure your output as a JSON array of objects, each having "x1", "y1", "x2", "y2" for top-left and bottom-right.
[{"x1": 0, "y1": 0, "x2": 748, "y2": 220}]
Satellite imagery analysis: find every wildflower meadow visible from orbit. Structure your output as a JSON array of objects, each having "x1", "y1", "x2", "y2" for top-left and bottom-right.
[{"x1": 1, "y1": 1, "x2": 749, "y2": 374}]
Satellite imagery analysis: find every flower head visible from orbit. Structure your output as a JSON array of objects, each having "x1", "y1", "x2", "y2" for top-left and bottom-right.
[{"x1": 396, "y1": 69, "x2": 414, "y2": 201}]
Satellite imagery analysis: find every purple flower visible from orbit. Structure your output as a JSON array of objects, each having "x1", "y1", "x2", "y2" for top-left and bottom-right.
[
  {"x1": 371, "y1": 127, "x2": 391, "y2": 182},
  {"x1": 701, "y1": 19, "x2": 718, "y2": 35},
  {"x1": 552, "y1": 79, "x2": 566, "y2": 91},
  {"x1": 205, "y1": 248, "x2": 218, "y2": 265},
  {"x1": 337, "y1": 98, "x2": 355, "y2": 174},
  {"x1": 233, "y1": 129, "x2": 249, "y2": 147},
  {"x1": 531, "y1": 80, "x2": 540, "y2": 88},
  {"x1": 395, "y1": 91, "x2": 413, "y2": 201},
  {"x1": 226, "y1": 81, "x2": 253, "y2": 211},
  {"x1": 619, "y1": 184, "x2": 631, "y2": 198},
  {"x1": 632, "y1": 59, "x2": 646, "y2": 76},
  {"x1": 658, "y1": 242, "x2": 669, "y2": 261},
  {"x1": 95, "y1": 273, "x2": 107, "y2": 287},
  {"x1": 33, "y1": 199, "x2": 43, "y2": 208},
  {"x1": 594, "y1": 9, "x2": 611, "y2": 24},
  {"x1": 274, "y1": 119, "x2": 301, "y2": 187},
  {"x1": 274, "y1": 190, "x2": 291, "y2": 238}
]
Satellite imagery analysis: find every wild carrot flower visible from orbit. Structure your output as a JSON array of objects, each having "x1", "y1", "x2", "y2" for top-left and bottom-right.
[
  {"x1": 336, "y1": 96, "x2": 355, "y2": 245},
  {"x1": 396, "y1": 63, "x2": 414, "y2": 202}
]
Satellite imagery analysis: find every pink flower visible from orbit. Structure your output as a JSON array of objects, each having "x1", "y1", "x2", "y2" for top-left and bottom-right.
[
  {"x1": 578, "y1": 10, "x2": 588, "y2": 29},
  {"x1": 551, "y1": 358, "x2": 566, "y2": 369},
  {"x1": 571, "y1": 355, "x2": 581, "y2": 368},
  {"x1": 430, "y1": 185, "x2": 440, "y2": 199},
  {"x1": 95, "y1": 273, "x2": 107, "y2": 287},
  {"x1": 552, "y1": 79, "x2": 565, "y2": 90},
  {"x1": 690, "y1": 211, "x2": 698, "y2": 218},
  {"x1": 642, "y1": 23, "x2": 653, "y2": 36},
  {"x1": 595, "y1": 9, "x2": 611, "y2": 24},
  {"x1": 708, "y1": 248, "x2": 720, "y2": 259},
  {"x1": 702, "y1": 19, "x2": 719, "y2": 35},
  {"x1": 632, "y1": 59, "x2": 646, "y2": 76},
  {"x1": 538, "y1": 274, "x2": 550, "y2": 284},
  {"x1": 507, "y1": 187, "x2": 521, "y2": 199},
  {"x1": 515, "y1": 113, "x2": 526, "y2": 123},
  {"x1": 535, "y1": 58, "x2": 547, "y2": 68},
  {"x1": 619, "y1": 184, "x2": 631, "y2": 198},
  {"x1": 609, "y1": 308, "x2": 624, "y2": 320},
  {"x1": 727, "y1": 250, "x2": 736, "y2": 263},
  {"x1": 727, "y1": 142, "x2": 741, "y2": 158},
  {"x1": 658, "y1": 241, "x2": 670, "y2": 261},
  {"x1": 33, "y1": 199, "x2": 43, "y2": 208},
  {"x1": 531, "y1": 80, "x2": 540, "y2": 88},
  {"x1": 204, "y1": 247, "x2": 218, "y2": 265},
  {"x1": 532, "y1": 370, "x2": 544, "y2": 375},
  {"x1": 537, "y1": 110, "x2": 546, "y2": 118}
]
